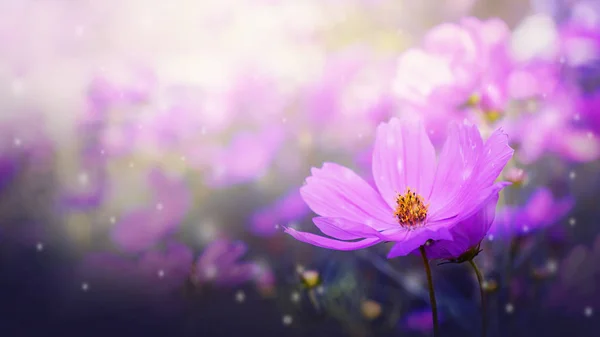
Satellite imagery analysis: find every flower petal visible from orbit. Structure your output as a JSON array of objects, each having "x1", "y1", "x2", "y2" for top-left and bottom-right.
[
  {"x1": 372, "y1": 117, "x2": 437, "y2": 209},
  {"x1": 313, "y1": 217, "x2": 386, "y2": 240},
  {"x1": 284, "y1": 227, "x2": 382, "y2": 251},
  {"x1": 301, "y1": 163, "x2": 395, "y2": 230},
  {"x1": 428, "y1": 121, "x2": 482, "y2": 206},
  {"x1": 425, "y1": 191, "x2": 500, "y2": 260},
  {"x1": 422, "y1": 22, "x2": 478, "y2": 66},
  {"x1": 386, "y1": 226, "x2": 453, "y2": 258},
  {"x1": 429, "y1": 123, "x2": 513, "y2": 221}
]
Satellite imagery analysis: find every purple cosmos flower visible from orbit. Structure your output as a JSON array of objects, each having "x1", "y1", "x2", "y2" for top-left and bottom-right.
[
  {"x1": 488, "y1": 187, "x2": 574, "y2": 238},
  {"x1": 190, "y1": 239, "x2": 258, "y2": 287},
  {"x1": 285, "y1": 117, "x2": 513, "y2": 258},
  {"x1": 110, "y1": 169, "x2": 191, "y2": 253}
]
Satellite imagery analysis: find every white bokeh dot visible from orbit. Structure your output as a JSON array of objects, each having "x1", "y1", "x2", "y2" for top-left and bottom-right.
[
  {"x1": 36, "y1": 242, "x2": 44, "y2": 252},
  {"x1": 158, "y1": 269, "x2": 165, "y2": 278},
  {"x1": 81, "y1": 282, "x2": 89, "y2": 291},
  {"x1": 110, "y1": 217, "x2": 116, "y2": 224},
  {"x1": 235, "y1": 290, "x2": 246, "y2": 303},
  {"x1": 290, "y1": 291, "x2": 300, "y2": 303},
  {"x1": 282, "y1": 315, "x2": 293, "y2": 326},
  {"x1": 204, "y1": 265, "x2": 217, "y2": 279},
  {"x1": 569, "y1": 171, "x2": 576, "y2": 180},
  {"x1": 156, "y1": 203, "x2": 163, "y2": 211},
  {"x1": 505, "y1": 303, "x2": 514, "y2": 314},
  {"x1": 13, "y1": 138, "x2": 21, "y2": 147},
  {"x1": 584, "y1": 306, "x2": 593, "y2": 317},
  {"x1": 546, "y1": 259, "x2": 558, "y2": 273},
  {"x1": 78, "y1": 172, "x2": 89, "y2": 185},
  {"x1": 569, "y1": 217, "x2": 576, "y2": 226}
]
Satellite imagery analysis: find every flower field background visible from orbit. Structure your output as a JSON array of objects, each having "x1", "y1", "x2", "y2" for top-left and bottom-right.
[{"x1": 0, "y1": 1, "x2": 599, "y2": 336}]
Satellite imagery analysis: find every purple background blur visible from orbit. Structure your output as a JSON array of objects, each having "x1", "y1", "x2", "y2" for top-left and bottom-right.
[{"x1": 1, "y1": 0, "x2": 600, "y2": 336}]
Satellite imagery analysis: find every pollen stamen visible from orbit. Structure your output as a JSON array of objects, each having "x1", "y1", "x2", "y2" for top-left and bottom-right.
[{"x1": 393, "y1": 187, "x2": 428, "y2": 228}]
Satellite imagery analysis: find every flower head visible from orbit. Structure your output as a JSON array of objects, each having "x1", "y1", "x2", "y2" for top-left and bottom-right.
[{"x1": 285, "y1": 117, "x2": 513, "y2": 258}]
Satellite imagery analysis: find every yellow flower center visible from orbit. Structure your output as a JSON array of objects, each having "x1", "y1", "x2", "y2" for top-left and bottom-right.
[
  {"x1": 393, "y1": 188, "x2": 428, "y2": 228},
  {"x1": 466, "y1": 93, "x2": 481, "y2": 107},
  {"x1": 484, "y1": 110, "x2": 502, "y2": 123},
  {"x1": 300, "y1": 270, "x2": 320, "y2": 289}
]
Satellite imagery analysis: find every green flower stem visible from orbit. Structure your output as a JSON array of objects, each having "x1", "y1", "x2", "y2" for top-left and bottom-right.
[
  {"x1": 419, "y1": 246, "x2": 439, "y2": 337},
  {"x1": 469, "y1": 259, "x2": 487, "y2": 337}
]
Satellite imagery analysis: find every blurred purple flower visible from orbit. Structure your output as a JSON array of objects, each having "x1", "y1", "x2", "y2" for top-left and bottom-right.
[
  {"x1": 250, "y1": 189, "x2": 310, "y2": 237},
  {"x1": 297, "y1": 49, "x2": 396, "y2": 150},
  {"x1": 403, "y1": 308, "x2": 444, "y2": 333},
  {"x1": 203, "y1": 126, "x2": 285, "y2": 188},
  {"x1": 191, "y1": 239, "x2": 257, "y2": 288},
  {"x1": 393, "y1": 17, "x2": 513, "y2": 119},
  {"x1": 61, "y1": 77, "x2": 115, "y2": 210},
  {"x1": 505, "y1": 91, "x2": 600, "y2": 163},
  {"x1": 489, "y1": 187, "x2": 574, "y2": 238},
  {"x1": 559, "y1": 14, "x2": 600, "y2": 135},
  {"x1": 285, "y1": 117, "x2": 512, "y2": 258},
  {"x1": 111, "y1": 169, "x2": 191, "y2": 253}
]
